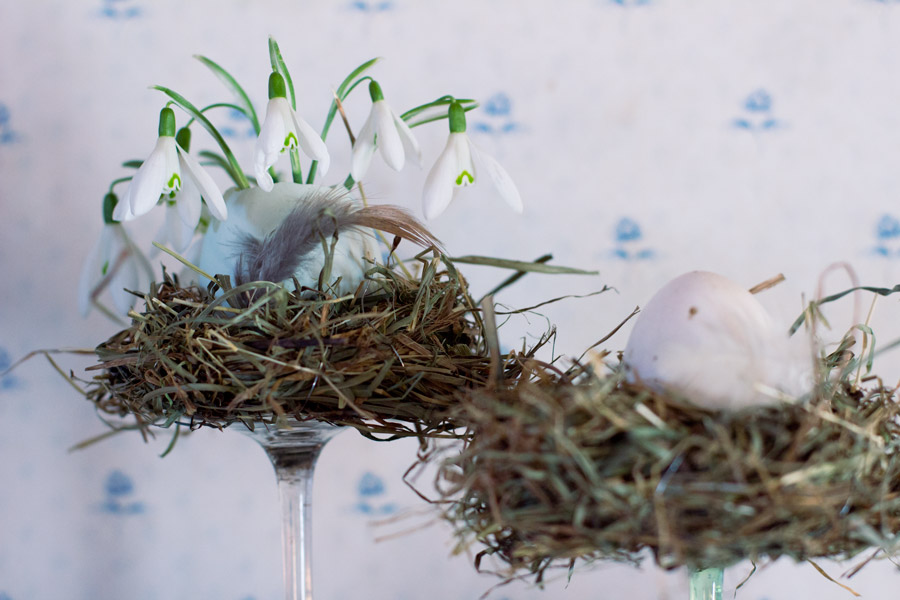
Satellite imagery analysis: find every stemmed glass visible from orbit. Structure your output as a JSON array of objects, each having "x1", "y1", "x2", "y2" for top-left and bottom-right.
[
  {"x1": 689, "y1": 568, "x2": 724, "y2": 600},
  {"x1": 242, "y1": 419, "x2": 344, "y2": 600}
]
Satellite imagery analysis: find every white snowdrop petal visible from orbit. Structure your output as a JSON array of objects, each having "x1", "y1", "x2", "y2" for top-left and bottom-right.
[
  {"x1": 450, "y1": 133, "x2": 475, "y2": 187},
  {"x1": 373, "y1": 101, "x2": 405, "y2": 172},
  {"x1": 77, "y1": 225, "x2": 114, "y2": 316},
  {"x1": 125, "y1": 138, "x2": 170, "y2": 218},
  {"x1": 393, "y1": 112, "x2": 421, "y2": 167},
  {"x1": 290, "y1": 110, "x2": 330, "y2": 176},
  {"x1": 422, "y1": 137, "x2": 459, "y2": 220},
  {"x1": 255, "y1": 98, "x2": 289, "y2": 191},
  {"x1": 178, "y1": 148, "x2": 226, "y2": 221},
  {"x1": 471, "y1": 143, "x2": 523, "y2": 214},
  {"x1": 350, "y1": 111, "x2": 378, "y2": 181}
]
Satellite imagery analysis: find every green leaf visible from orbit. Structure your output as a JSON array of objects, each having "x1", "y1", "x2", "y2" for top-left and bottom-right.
[
  {"x1": 400, "y1": 97, "x2": 477, "y2": 122},
  {"x1": 267, "y1": 38, "x2": 304, "y2": 183},
  {"x1": 152, "y1": 241, "x2": 217, "y2": 282},
  {"x1": 481, "y1": 254, "x2": 553, "y2": 302},
  {"x1": 855, "y1": 324, "x2": 876, "y2": 375},
  {"x1": 198, "y1": 150, "x2": 238, "y2": 178},
  {"x1": 122, "y1": 160, "x2": 143, "y2": 169},
  {"x1": 789, "y1": 284, "x2": 900, "y2": 335},
  {"x1": 336, "y1": 57, "x2": 380, "y2": 99},
  {"x1": 153, "y1": 85, "x2": 250, "y2": 189},
  {"x1": 268, "y1": 37, "x2": 296, "y2": 109},
  {"x1": 195, "y1": 55, "x2": 261, "y2": 134},
  {"x1": 451, "y1": 255, "x2": 599, "y2": 275}
]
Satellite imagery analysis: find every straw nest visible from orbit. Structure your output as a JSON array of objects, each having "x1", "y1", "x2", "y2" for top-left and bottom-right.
[
  {"x1": 438, "y1": 346, "x2": 900, "y2": 580},
  {"x1": 82, "y1": 253, "x2": 533, "y2": 440}
]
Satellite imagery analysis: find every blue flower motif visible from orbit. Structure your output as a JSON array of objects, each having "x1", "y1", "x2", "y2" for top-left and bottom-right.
[
  {"x1": 609, "y1": 0, "x2": 654, "y2": 5},
  {"x1": 350, "y1": 0, "x2": 394, "y2": 11},
  {"x1": 732, "y1": 89, "x2": 781, "y2": 131},
  {"x1": 99, "y1": 0, "x2": 142, "y2": 19},
  {"x1": 484, "y1": 93, "x2": 512, "y2": 117},
  {"x1": 471, "y1": 93, "x2": 521, "y2": 136},
  {"x1": 99, "y1": 470, "x2": 146, "y2": 515},
  {"x1": 220, "y1": 108, "x2": 257, "y2": 139},
  {"x1": 610, "y1": 217, "x2": 654, "y2": 261},
  {"x1": 615, "y1": 217, "x2": 642, "y2": 242},
  {"x1": 353, "y1": 472, "x2": 398, "y2": 516},
  {"x1": 873, "y1": 214, "x2": 900, "y2": 257},
  {"x1": 744, "y1": 89, "x2": 772, "y2": 112},
  {"x1": 0, "y1": 104, "x2": 20, "y2": 145},
  {"x1": 358, "y1": 471, "x2": 386, "y2": 497},
  {"x1": 877, "y1": 214, "x2": 900, "y2": 240},
  {"x1": 0, "y1": 347, "x2": 21, "y2": 391},
  {"x1": 105, "y1": 470, "x2": 134, "y2": 497}
]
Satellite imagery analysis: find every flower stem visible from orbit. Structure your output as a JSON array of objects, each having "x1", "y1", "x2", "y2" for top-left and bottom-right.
[{"x1": 153, "y1": 85, "x2": 251, "y2": 189}]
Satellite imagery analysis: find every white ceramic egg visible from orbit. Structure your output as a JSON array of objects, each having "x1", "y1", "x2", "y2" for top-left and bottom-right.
[
  {"x1": 623, "y1": 271, "x2": 812, "y2": 410},
  {"x1": 194, "y1": 182, "x2": 379, "y2": 294}
]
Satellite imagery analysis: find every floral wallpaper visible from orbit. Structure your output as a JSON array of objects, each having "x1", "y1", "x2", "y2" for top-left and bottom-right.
[{"x1": 3, "y1": 0, "x2": 900, "y2": 598}]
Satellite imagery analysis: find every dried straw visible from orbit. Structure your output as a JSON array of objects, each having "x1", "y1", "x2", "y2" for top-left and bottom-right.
[
  {"x1": 80, "y1": 251, "x2": 546, "y2": 442},
  {"x1": 439, "y1": 347, "x2": 900, "y2": 581}
]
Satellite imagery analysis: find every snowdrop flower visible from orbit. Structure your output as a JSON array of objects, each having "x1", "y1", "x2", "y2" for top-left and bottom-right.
[
  {"x1": 113, "y1": 108, "x2": 227, "y2": 228},
  {"x1": 78, "y1": 193, "x2": 154, "y2": 316},
  {"x1": 351, "y1": 80, "x2": 421, "y2": 180},
  {"x1": 422, "y1": 101, "x2": 523, "y2": 220},
  {"x1": 155, "y1": 200, "x2": 198, "y2": 254},
  {"x1": 255, "y1": 72, "x2": 330, "y2": 191}
]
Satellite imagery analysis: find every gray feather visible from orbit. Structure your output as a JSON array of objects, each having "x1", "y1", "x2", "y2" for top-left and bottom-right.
[{"x1": 234, "y1": 188, "x2": 441, "y2": 287}]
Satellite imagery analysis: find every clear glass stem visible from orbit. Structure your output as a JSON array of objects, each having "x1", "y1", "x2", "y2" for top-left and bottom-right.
[
  {"x1": 247, "y1": 420, "x2": 342, "y2": 600},
  {"x1": 689, "y1": 567, "x2": 723, "y2": 600}
]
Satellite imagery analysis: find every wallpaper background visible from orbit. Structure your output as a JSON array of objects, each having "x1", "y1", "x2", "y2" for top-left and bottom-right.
[{"x1": 4, "y1": 0, "x2": 900, "y2": 598}]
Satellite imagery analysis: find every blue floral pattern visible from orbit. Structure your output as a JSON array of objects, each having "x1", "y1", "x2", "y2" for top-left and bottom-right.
[
  {"x1": 874, "y1": 214, "x2": 900, "y2": 257},
  {"x1": 219, "y1": 108, "x2": 256, "y2": 140},
  {"x1": 98, "y1": 470, "x2": 146, "y2": 515},
  {"x1": 352, "y1": 472, "x2": 398, "y2": 516},
  {"x1": 350, "y1": 1, "x2": 394, "y2": 12},
  {"x1": 0, "y1": 104, "x2": 20, "y2": 145},
  {"x1": 99, "y1": 0, "x2": 142, "y2": 19},
  {"x1": 733, "y1": 89, "x2": 780, "y2": 131},
  {"x1": 0, "y1": 347, "x2": 21, "y2": 391},
  {"x1": 472, "y1": 93, "x2": 520, "y2": 135},
  {"x1": 610, "y1": 217, "x2": 655, "y2": 260}
]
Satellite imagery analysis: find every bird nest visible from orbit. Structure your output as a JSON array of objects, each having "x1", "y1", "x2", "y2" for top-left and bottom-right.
[
  {"x1": 79, "y1": 252, "x2": 537, "y2": 442},
  {"x1": 437, "y1": 344, "x2": 900, "y2": 582}
]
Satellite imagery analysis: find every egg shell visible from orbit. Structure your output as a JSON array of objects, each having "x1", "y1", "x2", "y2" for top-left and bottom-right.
[
  {"x1": 194, "y1": 182, "x2": 379, "y2": 294},
  {"x1": 623, "y1": 271, "x2": 807, "y2": 410}
]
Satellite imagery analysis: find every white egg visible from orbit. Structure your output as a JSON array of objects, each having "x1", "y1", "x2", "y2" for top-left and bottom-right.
[
  {"x1": 623, "y1": 271, "x2": 812, "y2": 410},
  {"x1": 194, "y1": 182, "x2": 379, "y2": 294}
]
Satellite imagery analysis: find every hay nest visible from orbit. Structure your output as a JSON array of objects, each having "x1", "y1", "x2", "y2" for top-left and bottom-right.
[
  {"x1": 82, "y1": 253, "x2": 534, "y2": 440},
  {"x1": 439, "y1": 348, "x2": 900, "y2": 580}
]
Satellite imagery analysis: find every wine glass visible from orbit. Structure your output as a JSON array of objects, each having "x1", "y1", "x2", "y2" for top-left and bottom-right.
[
  {"x1": 242, "y1": 418, "x2": 344, "y2": 600},
  {"x1": 689, "y1": 568, "x2": 723, "y2": 600}
]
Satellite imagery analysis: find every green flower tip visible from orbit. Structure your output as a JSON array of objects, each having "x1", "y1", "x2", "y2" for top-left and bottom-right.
[
  {"x1": 448, "y1": 101, "x2": 467, "y2": 133},
  {"x1": 268, "y1": 72, "x2": 288, "y2": 99},
  {"x1": 368, "y1": 80, "x2": 384, "y2": 102},
  {"x1": 102, "y1": 192, "x2": 119, "y2": 224},
  {"x1": 158, "y1": 107, "x2": 177, "y2": 137},
  {"x1": 175, "y1": 127, "x2": 191, "y2": 152}
]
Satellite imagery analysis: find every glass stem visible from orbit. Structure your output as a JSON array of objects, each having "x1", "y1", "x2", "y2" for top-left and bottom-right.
[
  {"x1": 258, "y1": 425, "x2": 338, "y2": 600},
  {"x1": 689, "y1": 567, "x2": 723, "y2": 600},
  {"x1": 272, "y1": 455, "x2": 316, "y2": 600}
]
